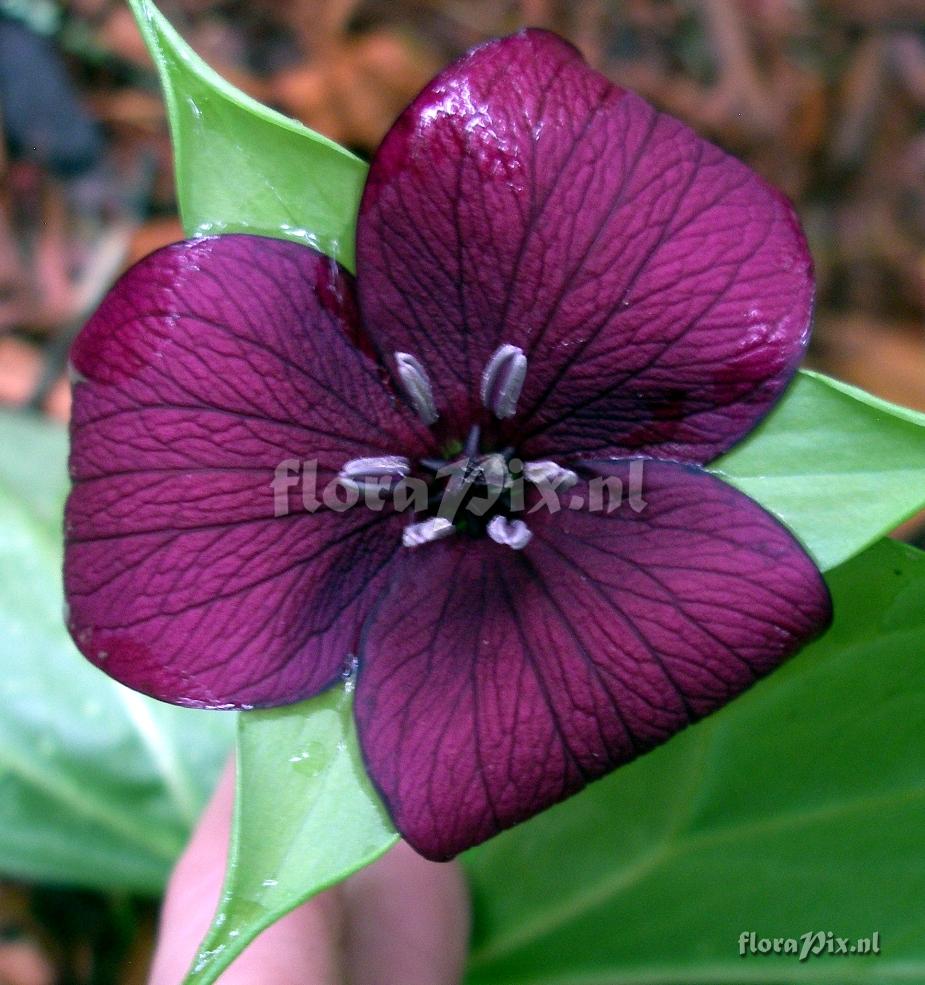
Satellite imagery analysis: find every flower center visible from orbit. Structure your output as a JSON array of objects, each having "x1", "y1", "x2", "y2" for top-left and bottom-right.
[{"x1": 338, "y1": 345, "x2": 577, "y2": 550}]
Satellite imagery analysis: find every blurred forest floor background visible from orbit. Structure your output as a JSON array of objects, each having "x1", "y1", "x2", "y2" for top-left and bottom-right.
[{"x1": 0, "y1": 0, "x2": 923, "y2": 981}]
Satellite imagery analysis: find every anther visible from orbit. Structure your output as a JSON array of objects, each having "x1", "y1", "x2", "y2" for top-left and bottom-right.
[
  {"x1": 402, "y1": 517, "x2": 454, "y2": 548},
  {"x1": 523, "y1": 460, "x2": 579, "y2": 490},
  {"x1": 339, "y1": 456, "x2": 410, "y2": 492},
  {"x1": 395, "y1": 352, "x2": 438, "y2": 425},
  {"x1": 487, "y1": 516, "x2": 533, "y2": 550},
  {"x1": 480, "y1": 344, "x2": 527, "y2": 419}
]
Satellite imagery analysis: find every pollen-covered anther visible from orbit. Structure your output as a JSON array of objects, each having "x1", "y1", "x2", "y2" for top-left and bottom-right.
[
  {"x1": 523, "y1": 460, "x2": 578, "y2": 490},
  {"x1": 480, "y1": 344, "x2": 527, "y2": 419},
  {"x1": 487, "y1": 515, "x2": 533, "y2": 550},
  {"x1": 339, "y1": 455, "x2": 410, "y2": 491},
  {"x1": 395, "y1": 352, "x2": 439, "y2": 425},
  {"x1": 402, "y1": 517, "x2": 454, "y2": 548}
]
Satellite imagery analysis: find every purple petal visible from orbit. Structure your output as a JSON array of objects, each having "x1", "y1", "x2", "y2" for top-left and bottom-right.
[
  {"x1": 355, "y1": 460, "x2": 830, "y2": 859},
  {"x1": 356, "y1": 29, "x2": 813, "y2": 461},
  {"x1": 65, "y1": 235, "x2": 428, "y2": 708}
]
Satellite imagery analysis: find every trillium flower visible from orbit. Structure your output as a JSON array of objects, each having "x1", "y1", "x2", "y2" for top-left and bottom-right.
[{"x1": 64, "y1": 30, "x2": 831, "y2": 861}]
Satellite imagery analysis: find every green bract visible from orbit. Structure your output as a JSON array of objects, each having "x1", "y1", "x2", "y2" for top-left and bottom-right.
[
  {"x1": 185, "y1": 688, "x2": 398, "y2": 984},
  {"x1": 130, "y1": 0, "x2": 367, "y2": 271}
]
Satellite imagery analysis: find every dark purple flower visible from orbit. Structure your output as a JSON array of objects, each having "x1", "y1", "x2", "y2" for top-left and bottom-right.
[{"x1": 64, "y1": 30, "x2": 831, "y2": 860}]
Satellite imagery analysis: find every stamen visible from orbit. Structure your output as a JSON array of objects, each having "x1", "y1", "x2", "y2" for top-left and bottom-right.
[
  {"x1": 523, "y1": 460, "x2": 579, "y2": 490},
  {"x1": 341, "y1": 456, "x2": 410, "y2": 479},
  {"x1": 480, "y1": 344, "x2": 527, "y2": 419},
  {"x1": 464, "y1": 424, "x2": 481, "y2": 458},
  {"x1": 339, "y1": 455, "x2": 410, "y2": 491},
  {"x1": 487, "y1": 516, "x2": 533, "y2": 550},
  {"x1": 402, "y1": 517, "x2": 454, "y2": 548},
  {"x1": 395, "y1": 352, "x2": 438, "y2": 425}
]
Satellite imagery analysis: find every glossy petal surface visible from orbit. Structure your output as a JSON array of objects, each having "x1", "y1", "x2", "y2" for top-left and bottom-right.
[
  {"x1": 355, "y1": 460, "x2": 830, "y2": 859},
  {"x1": 65, "y1": 235, "x2": 427, "y2": 708},
  {"x1": 357, "y1": 30, "x2": 812, "y2": 461}
]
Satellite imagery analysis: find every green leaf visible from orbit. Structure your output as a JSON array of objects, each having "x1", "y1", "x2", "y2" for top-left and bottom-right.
[
  {"x1": 0, "y1": 410, "x2": 233, "y2": 894},
  {"x1": 464, "y1": 537, "x2": 925, "y2": 985},
  {"x1": 713, "y1": 371, "x2": 925, "y2": 572},
  {"x1": 127, "y1": 0, "x2": 368, "y2": 271},
  {"x1": 0, "y1": 408, "x2": 70, "y2": 527},
  {"x1": 182, "y1": 687, "x2": 398, "y2": 985}
]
